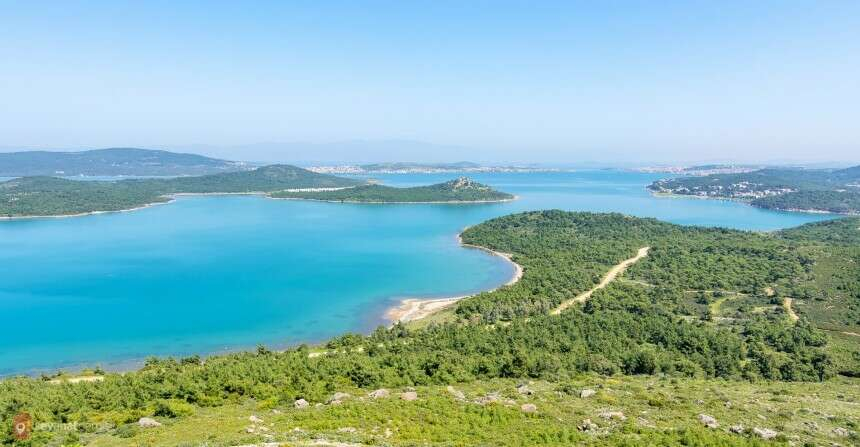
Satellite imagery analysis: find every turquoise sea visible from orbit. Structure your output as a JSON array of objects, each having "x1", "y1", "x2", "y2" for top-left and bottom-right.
[{"x1": 0, "y1": 171, "x2": 833, "y2": 375}]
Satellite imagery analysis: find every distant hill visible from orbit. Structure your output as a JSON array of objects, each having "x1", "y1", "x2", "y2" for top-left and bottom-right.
[
  {"x1": 0, "y1": 148, "x2": 247, "y2": 176},
  {"x1": 648, "y1": 165, "x2": 860, "y2": 214},
  {"x1": 359, "y1": 162, "x2": 481, "y2": 171},
  {"x1": 0, "y1": 165, "x2": 364, "y2": 218},
  {"x1": 272, "y1": 177, "x2": 515, "y2": 203}
]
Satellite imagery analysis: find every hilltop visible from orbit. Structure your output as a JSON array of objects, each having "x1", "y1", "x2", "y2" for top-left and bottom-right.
[
  {"x1": 0, "y1": 148, "x2": 247, "y2": 177},
  {"x1": 649, "y1": 165, "x2": 860, "y2": 214},
  {"x1": 272, "y1": 177, "x2": 515, "y2": 203},
  {"x1": 0, "y1": 165, "x2": 363, "y2": 218}
]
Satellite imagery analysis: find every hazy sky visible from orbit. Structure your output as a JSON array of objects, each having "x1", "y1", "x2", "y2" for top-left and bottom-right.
[{"x1": 1, "y1": 1, "x2": 858, "y2": 164}]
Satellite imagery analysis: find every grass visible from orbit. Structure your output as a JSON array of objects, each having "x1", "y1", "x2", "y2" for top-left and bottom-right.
[{"x1": 67, "y1": 375, "x2": 859, "y2": 446}]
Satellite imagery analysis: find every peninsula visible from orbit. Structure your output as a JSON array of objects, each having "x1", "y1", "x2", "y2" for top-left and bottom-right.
[
  {"x1": 649, "y1": 165, "x2": 860, "y2": 214},
  {"x1": 3, "y1": 211, "x2": 859, "y2": 446},
  {"x1": 272, "y1": 177, "x2": 515, "y2": 203},
  {"x1": 0, "y1": 165, "x2": 363, "y2": 218}
]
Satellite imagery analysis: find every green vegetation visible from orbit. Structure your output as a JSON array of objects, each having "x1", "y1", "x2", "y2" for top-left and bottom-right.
[
  {"x1": 0, "y1": 165, "x2": 363, "y2": 217},
  {"x1": 649, "y1": 166, "x2": 860, "y2": 214},
  {"x1": 272, "y1": 177, "x2": 514, "y2": 203},
  {"x1": 2, "y1": 212, "x2": 859, "y2": 446},
  {"x1": 753, "y1": 190, "x2": 860, "y2": 214},
  {"x1": 0, "y1": 148, "x2": 245, "y2": 177}
]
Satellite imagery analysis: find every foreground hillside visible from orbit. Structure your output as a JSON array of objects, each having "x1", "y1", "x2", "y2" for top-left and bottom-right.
[
  {"x1": 2, "y1": 212, "x2": 859, "y2": 445},
  {"x1": 0, "y1": 148, "x2": 246, "y2": 177},
  {"x1": 0, "y1": 165, "x2": 363, "y2": 217},
  {"x1": 272, "y1": 177, "x2": 515, "y2": 203},
  {"x1": 648, "y1": 166, "x2": 860, "y2": 214}
]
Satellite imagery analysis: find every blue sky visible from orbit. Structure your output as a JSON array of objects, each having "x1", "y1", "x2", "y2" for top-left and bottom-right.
[{"x1": 1, "y1": 1, "x2": 858, "y2": 164}]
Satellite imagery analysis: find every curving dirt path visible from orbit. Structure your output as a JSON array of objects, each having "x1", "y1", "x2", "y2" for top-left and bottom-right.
[
  {"x1": 551, "y1": 246, "x2": 650, "y2": 315},
  {"x1": 783, "y1": 297, "x2": 800, "y2": 323}
]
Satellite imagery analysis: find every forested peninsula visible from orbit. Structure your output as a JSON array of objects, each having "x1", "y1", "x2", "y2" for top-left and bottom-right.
[
  {"x1": 272, "y1": 177, "x2": 514, "y2": 203},
  {"x1": 0, "y1": 165, "x2": 364, "y2": 218},
  {"x1": 648, "y1": 165, "x2": 860, "y2": 214},
  {"x1": 2, "y1": 212, "x2": 858, "y2": 445}
]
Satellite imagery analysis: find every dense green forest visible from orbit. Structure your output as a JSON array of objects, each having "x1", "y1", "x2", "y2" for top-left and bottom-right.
[
  {"x1": 752, "y1": 190, "x2": 860, "y2": 214},
  {"x1": 648, "y1": 165, "x2": 860, "y2": 214},
  {"x1": 272, "y1": 177, "x2": 514, "y2": 202},
  {"x1": 0, "y1": 165, "x2": 364, "y2": 217},
  {"x1": 2, "y1": 212, "x2": 858, "y2": 445},
  {"x1": 0, "y1": 148, "x2": 245, "y2": 176}
]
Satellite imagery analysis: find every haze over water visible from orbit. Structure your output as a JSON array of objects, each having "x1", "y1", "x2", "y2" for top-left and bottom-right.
[{"x1": 0, "y1": 171, "x2": 832, "y2": 375}]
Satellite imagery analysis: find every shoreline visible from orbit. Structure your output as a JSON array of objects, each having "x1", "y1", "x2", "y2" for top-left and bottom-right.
[
  {"x1": 270, "y1": 195, "x2": 518, "y2": 205},
  {"x1": 1, "y1": 191, "x2": 516, "y2": 220},
  {"x1": 649, "y1": 191, "x2": 857, "y2": 216},
  {"x1": 384, "y1": 228, "x2": 523, "y2": 323}
]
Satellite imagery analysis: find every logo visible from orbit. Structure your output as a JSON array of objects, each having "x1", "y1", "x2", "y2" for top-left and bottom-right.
[{"x1": 13, "y1": 412, "x2": 32, "y2": 440}]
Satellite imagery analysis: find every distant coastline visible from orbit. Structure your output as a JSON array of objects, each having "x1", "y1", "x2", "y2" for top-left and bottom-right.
[
  {"x1": 385, "y1": 229, "x2": 524, "y2": 323},
  {"x1": 650, "y1": 191, "x2": 858, "y2": 216}
]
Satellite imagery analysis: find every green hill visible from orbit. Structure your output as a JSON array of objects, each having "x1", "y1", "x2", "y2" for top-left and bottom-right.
[
  {"x1": 648, "y1": 165, "x2": 860, "y2": 214},
  {"x1": 0, "y1": 148, "x2": 246, "y2": 176},
  {"x1": 2, "y1": 212, "x2": 858, "y2": 445},
  {"x1": 0, "y1": 165, "x2": 364, "y2": 217},
  {"x1": 272, "y1": 177, "x2": 514, "y2": 203}
]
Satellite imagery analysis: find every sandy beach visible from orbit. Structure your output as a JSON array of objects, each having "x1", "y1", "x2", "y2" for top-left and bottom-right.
[{"x1": 385, "y1": 229, "x2": 524, "y2": 324}]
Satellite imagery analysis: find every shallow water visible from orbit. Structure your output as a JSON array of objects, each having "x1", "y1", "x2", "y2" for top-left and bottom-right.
[{"x1": 0, "y1": 171, "x2": 832, "y2": 374}]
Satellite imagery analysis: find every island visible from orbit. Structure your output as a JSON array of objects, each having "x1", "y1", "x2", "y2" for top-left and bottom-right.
[
  {"x1": 3, "y1": 211, "x2": 858, "y2": 446},
  {"x1": 648, "y1": 165, "x2": 860, "y2": 214},
  {"x1": 0, "y1": 165, "x2": 364, "y2": 218},
  {"x1": 271, "y1": 177, "x2": 515, "y2": 203}
]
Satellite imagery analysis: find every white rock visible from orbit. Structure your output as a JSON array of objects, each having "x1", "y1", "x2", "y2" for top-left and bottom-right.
[
  {"x1": 294, "y1": 398, "x2": 309, "y2": 409},
  {"x1": 698, "y1": 414, "x2": 718, "y2": 429},
  {"x1": 249, "y1": 415, "x2": 264, "y2": 424},
  {"x1": 729, "y1": 424, "x2": 744, "y2": 434},
  {"x1": 598, "y1": 411, "x2": 627, "y2": 421},
  {"x1": 138, "y1": 417, "x2": 162, "y2": 428},
  {"x1": 328, "y1": 392, "x2": 351, "y2": 404},
  {"x1": 446, "y1": 385, "x2": 465, "y2": 400},
  {"x1": 368, "y1": 389, "x2": 389, "y2": 399},
  {"x1": 517, "y1": 384, "x2": 533, "y2": 395},
  {"x1": 400, "y1": 391, "x2": 418, "y2": 401},
  {"x1": 753, "y1": 427, "x2": 778, "y2": 440},
  {"x1": 580, "y1": 389, "x2": 596, "y2": 398},
  {"x1": 521, "y1": 403, "x2": 538, "y2": 413},
  {"x1": 833, "y1": 427, "x2": 851, "y2": 437}
]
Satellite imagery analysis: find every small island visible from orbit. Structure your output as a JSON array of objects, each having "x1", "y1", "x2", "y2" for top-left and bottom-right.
[{"x1": 271, "y1": 177, "x2": 515, "y2": 203}]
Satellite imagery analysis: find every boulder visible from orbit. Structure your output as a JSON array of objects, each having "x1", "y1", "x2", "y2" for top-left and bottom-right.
[
  {"x1": 249, "y1": 415, "x2": 264, "y2": 424},
  {"x1": 446, "y1": 386, "x2": 466, "y2": 400},
  {"x1": 400, "y1": 391, "x2": 418, "y2": 401},
  {"x1": 729, "y1": 424, "x2": 745, "y2": 434},
  {"x1": 328, "y1": 392, "x2": 351, "y2": 404},
  {"x1": 577, "y1": 418, "x2": 598, "y2": 432},
  {"x1": 294, "y1": 398, "x2": 309, "y2": 409},
  {"x1": 580, "y1": 389, "x2": 596, "y2": 399},
  {"x1": 520, "y1": 403, "x2": 537, "y2": 413},
  {"x1": 368, "y1": 389, "x2": 389, "y2": 399},
  {"x1": 753, "y1": 427, "x2": 778, "y2": 440},
  {"x1": 516, "y1": 384, "x2": 533, "y2": 395},
  {"x1": 833, "y1": 427, "x2": 851, "y2": 437},
  {"x1": 698, "y1": 414, "x2": 718, "y2": 429},
  {"x1": 138, "y1": 417, "x2": 161, "y2": 428},
  {"x1": 598, "y1": 411, "x2": 626, "y2": 421}
]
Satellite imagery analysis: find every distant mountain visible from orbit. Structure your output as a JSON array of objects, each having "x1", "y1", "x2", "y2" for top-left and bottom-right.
[{"x1": 0, "y1": 148, "x2": 248, "y2": 176}]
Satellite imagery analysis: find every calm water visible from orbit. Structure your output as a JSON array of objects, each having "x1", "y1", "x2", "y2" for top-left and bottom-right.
[{"x1": 0, "y1": 171, "x2": 832, "y2": 375}]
